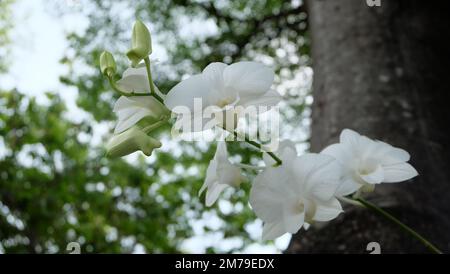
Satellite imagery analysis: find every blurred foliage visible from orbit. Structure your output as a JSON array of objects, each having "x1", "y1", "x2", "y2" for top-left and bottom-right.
[
  {"x1": 1, "y1": 0, "x2": 310, "y2": 253},
  {"x1": 0, "y1": 0, "x2": 14, "y2": 72}
]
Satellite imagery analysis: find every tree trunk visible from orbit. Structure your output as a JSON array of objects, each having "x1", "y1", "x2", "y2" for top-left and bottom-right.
[{"x1": 286, "y1": 0, "x2": 450, "y2": 253}]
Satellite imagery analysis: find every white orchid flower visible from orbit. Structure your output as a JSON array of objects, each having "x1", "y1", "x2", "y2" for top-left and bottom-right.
[
  {"x1": 250, "y1": 153, "x2": 343, "y2": 241},
  {"x1": 321, "y1": 129, "x2": 419, "y2": 196},
  {"x1": 164, "y1": 62, "x2": 282, "y2": 131},
  {"x1": 199, "y1": 142, "x2": 243, "y2": 206},
  {"x1": 112, "y1": 67, "x2": 169, "y2": 134}
]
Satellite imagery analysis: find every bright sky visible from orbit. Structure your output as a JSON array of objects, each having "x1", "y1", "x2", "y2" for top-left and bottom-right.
[{"x1": 0, "y1": 0, "x2": 291, "y2": 254}]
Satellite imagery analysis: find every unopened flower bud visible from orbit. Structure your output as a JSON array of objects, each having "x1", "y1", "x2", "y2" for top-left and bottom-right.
[
  {"x1": 99, "y1": 51, "x2": 117, "y2": 77},
  {"x1": 126, "y1": 20, "x2": 152, "y2": 67}
]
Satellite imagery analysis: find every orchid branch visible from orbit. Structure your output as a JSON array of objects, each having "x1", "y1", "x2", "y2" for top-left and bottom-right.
[
  {"x1": 220, "y1": 126, "x2": 282, "y2": 166},
  {"x1": 107, "y1": 76, "x2": 152, "y2": 97},
  {"x1": 144, "y1": 57, "x2": 164, "y2": 104},
  {"x1": 355, "y1": 197, "x2": 443, "y2": 254}
]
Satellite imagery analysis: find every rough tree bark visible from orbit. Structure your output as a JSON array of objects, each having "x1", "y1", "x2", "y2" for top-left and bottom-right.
[{"x1": 286, "y1": 0, "x2": 450, "y2": 253}]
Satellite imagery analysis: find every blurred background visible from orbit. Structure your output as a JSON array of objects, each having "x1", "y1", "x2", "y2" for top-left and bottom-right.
[{"x1": 0, "y1": 0, "x2": 311, "y2": 253}]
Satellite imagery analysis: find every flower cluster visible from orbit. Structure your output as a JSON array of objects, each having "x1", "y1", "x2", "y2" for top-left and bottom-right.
[
  {"x1": 199, "y1": 129, "x2": 417, "y2": 240},
  {"x1": 253, "y1": 130, "x2": 418, "y2": 239},
  {"x1": 100, "y1": 21, "x2": 418, "y2": 241}
]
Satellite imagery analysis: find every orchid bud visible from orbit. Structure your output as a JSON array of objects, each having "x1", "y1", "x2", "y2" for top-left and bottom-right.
[
  {"x1": 126, "y1": 20, "x2": 152, "y2": 67},
  {"x1": 106, "y1": 127, "x2": 161, "y2": 158},
  {"x1": 99, "y1": 51, "x2": 116, "y2": 77}
]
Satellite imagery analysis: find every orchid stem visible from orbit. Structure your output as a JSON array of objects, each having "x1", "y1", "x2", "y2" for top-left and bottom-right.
[
  {"x1": 107, "y1": 76, "x2": 152, "y2": 97},
  {"x1": 221, "y1": 127, "x2": 282, "y2": 166},
  {"x1": 105, "y1": 59, "x2": 164, "y2": 104},
  {"x1": 338, "y1": 196, "x2": 364, "y2": 207},
  {"x1": 144, "y1": 57, "x2": 164, "y2": 104},
  {"x1": 355, "y1": 197, "x2": 443, "y2": 254}
]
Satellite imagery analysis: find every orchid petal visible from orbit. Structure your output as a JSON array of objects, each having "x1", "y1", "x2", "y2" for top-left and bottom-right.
[
  {"x1": 262, "y1": 222, "x2": 287, "y2": 241},
  {"x1": 223, "y1": 61, "x2": 274, "y2": 96},
  {"x1": 383, "y1": 162, "x2": 418, "y2": 183}
]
